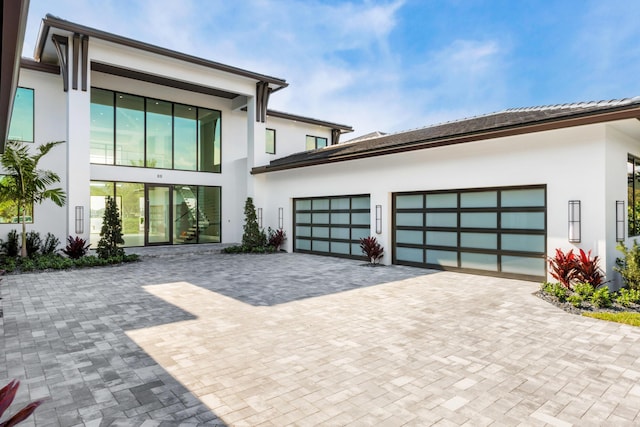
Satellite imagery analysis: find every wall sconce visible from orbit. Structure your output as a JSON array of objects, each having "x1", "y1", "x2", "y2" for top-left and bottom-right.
[
  {"x1": 75, "y1": 206, "x2": 84, "y2": 234},
  {"x1": 568, "y1": 200, "x2": 581, "y2": 243},
  {"x1": 616, "y1": 200, "x2": 625, "y2": 242},
  {"x1": 375, "y1": 204, "x2": 382, "y2": 234},
  {"x1": 257, "y1": 208, "x2": 263, "y2": 228},
  {"x1": 278, "y1": 207, "x2": 283, "y2": 229}
]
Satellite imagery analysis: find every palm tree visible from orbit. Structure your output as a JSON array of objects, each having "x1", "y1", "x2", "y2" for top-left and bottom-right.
[{"x1": 0, "y1": 141, "x2": 66, "y2": 257}]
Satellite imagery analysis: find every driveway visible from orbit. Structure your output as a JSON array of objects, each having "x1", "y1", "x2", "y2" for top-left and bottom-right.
[{"x1": 1, "y1": 249, "x2": 639, "y2": 426}]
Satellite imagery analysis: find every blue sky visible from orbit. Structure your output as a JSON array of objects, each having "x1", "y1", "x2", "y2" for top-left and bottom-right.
[{"x1": 22, "y1": 0, "x2": 640, "y2": 138}]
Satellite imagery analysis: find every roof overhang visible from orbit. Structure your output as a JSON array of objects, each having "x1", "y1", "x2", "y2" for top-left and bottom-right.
[
  {"x1": 266, "y1": 110, "x2": 353, "y2": 133},
  {"x1": 252, "y1": 104, "x2": 640, "y2": 175},
  {"x1": 34, "y1": 14, "x2": 288, "y2": 93},
  {"x1": 1, "y1": 0, "x2": 30, "y2": 151}
]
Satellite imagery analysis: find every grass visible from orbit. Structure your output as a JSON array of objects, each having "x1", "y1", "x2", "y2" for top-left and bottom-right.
[{"x1": 582, "y1": 311, "x2": 640, "y2": 327}]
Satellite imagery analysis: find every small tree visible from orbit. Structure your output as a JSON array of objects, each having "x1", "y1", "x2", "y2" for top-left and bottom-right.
[
  {"x1": 0, "y1": 141, "x2": 66, "y2": 257},
  {"x1": 96, "y1": 196, "x2": 124, "y2": 259},
  {"x1": 241, "y1": 197, "x2": 266, "y2": 250}
]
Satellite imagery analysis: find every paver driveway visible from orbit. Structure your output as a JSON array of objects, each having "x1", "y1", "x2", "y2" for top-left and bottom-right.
[{"x1": 1, "y1": 249, "x2": 640, "y2": 426}]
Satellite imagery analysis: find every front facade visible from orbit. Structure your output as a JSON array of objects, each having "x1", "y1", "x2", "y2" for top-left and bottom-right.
[{"x1": 4, "y1": 12, "x2": 640, "y2": 286}]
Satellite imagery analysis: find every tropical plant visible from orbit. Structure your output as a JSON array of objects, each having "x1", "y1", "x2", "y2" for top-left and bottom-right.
[
  {"x1": 590, "y1": 286, "x2": 612, "y2": 308},
  {"x1": 241, "y1": 197, "x2": 266, "y2": 250},
  {"x1": 541, "y1": 281, "x2": 569, "y2": 302},
  {"x1": 40, "y1": 233, "x2": 60, "y2": 256},
  {"x1": 2, "y1": 230, "x2": 19, "y2": 258},
  {"x1": 573, "y1": 249, "x2": 605, "y2": 288},
  {"x1": 360, "y1": 236, "x2": 384, "y2": 265},
  {"x1": 25, "y1": 231, "x2": 41, "y2": 258},
  {"x1": 615, "y1": 241, "x2": 640, "y2": 290},
  {"x1": 0, "y1": 141, "x2": 66, "y2": 257},
  {"x1": 62, "y1": 236, "x2": 91, "y2": 259},
  {"x1": 573, "y1": 282, "x2": 595, "y2": 299},
  {"x1": 615, "y1": 288, "x2": 640, "y2": 307},
  {"x1": 0, "y1": 379, "x2": 43, "y2": 426},
  {"x1": 267, "y1": 227, "x2": 286, "y2": 250},
  {"x1": 548, "y1": 248, "x2": 576, "y2": 289},
  {"x1": 96, "y1": 196, "x2": 124, "y2": 259}
]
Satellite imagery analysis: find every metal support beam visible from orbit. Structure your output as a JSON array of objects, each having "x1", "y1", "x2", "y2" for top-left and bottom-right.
[
  {"x1": 81, "y1": 35, "x2": 89, "y2": 91},
  {"x1": 72, "y1": 33, "x2": 79, "y2": 90},
  {"x1": 331, "y1": 129, "x2": 341, "y2": 145}
]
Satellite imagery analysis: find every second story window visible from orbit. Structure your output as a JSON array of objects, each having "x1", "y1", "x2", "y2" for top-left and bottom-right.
[
  {"x1": 90, "y1": 88, "x2": 221, "y2": 172},
  {"x1": 8, "y1": 87, "x2": 34, "y2": 143},
  {"x1": 306, "y1": 135, "x2": 328, "y2": 151},
  {"x1": 266, "y1": 128, "x2": 276, "y2": 154}
]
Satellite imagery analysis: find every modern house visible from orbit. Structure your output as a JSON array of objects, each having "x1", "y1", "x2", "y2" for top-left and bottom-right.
[{"x1": 3, "y1": 7, "x2": 640, "y2": 285}]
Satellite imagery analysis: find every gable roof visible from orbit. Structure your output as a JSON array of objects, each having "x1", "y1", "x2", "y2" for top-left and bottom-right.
[
  {"x1": 252, "y1": 97, "x2": 640, "y2": 174},
  {"x1": 34, "y1": 14, "x2": 288, "y2": 90}
]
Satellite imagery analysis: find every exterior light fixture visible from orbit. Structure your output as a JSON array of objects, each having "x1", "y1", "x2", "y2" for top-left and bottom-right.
[
  {"x1": 278, "y1": 207, "x2": 284, "y2": 229},
  {"x1": 616, "y1": 200, "x2": 625, "y2": 242},
  {"x1": 568, "y1": 200, "x2": 581, "y2": 243},
  {"x1": 257, "y1": 208, "x2": 263, "y2": 228},
  {"x1": 75, "y1": 206, "x2": 84, "y2": 234},
  {"x1": 375, "y1": 204, "x2": 382, "y2": 234}
]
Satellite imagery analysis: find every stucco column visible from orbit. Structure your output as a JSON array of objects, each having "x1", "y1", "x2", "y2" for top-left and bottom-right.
[{"x1": 65, "y1": 49, "x2": 91, "y2": 240}]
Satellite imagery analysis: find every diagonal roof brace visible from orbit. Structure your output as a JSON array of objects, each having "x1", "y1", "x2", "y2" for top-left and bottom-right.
[
  {"x1": 256, "y1": 81, "x2": 272, "y2": 123},
  {"x1": 51, "y1": 34, "x2": 69, "y2": 92}
]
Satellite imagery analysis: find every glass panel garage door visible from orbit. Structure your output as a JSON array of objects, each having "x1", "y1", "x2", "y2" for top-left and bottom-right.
[
  {"x1": 393, "y1": 186, "x2": 546, "y2": 280},
  {"x1": 294, "y1": 195, "x2": 370, "y2": 259}
]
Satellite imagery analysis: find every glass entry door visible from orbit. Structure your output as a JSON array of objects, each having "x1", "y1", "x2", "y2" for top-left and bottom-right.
[{"x1": 146, "y1": 185, "x2": 172, "y2": 245}]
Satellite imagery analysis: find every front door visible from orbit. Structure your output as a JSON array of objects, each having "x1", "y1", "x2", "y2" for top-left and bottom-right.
[{"x1": 146, "y1": 185, "x2": 172, "y2": 245}]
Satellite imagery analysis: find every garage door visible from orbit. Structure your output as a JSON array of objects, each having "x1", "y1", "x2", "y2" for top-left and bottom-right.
[
  {"x1": 393, "y1": 185, "x2": 546, "y2": 280},
  {"x1": 294, "y1": 195, "x2": 370, "y2": 259}
]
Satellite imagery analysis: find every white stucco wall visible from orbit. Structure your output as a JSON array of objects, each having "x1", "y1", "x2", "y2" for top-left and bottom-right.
[
  {"x1": 258, "y1": 123, "x2": 627, "y2": 282},
  {"x1": 0, "y1": 67, "x2": 68, "y2": 247}
]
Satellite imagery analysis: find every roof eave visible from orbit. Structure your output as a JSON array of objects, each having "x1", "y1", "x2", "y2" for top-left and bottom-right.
[
  {"x1": 267, "y1": 109, "x2": 353, "y2": 132},
  {"x1": 252, "y1": 105, "x2": 640, "y2": 175},
  {"x1": 34, "y1": 14, "x2": 289, "y2": 90},
  {"x1": 1, "y1": 0, "x2": 30, "y2": 152}
]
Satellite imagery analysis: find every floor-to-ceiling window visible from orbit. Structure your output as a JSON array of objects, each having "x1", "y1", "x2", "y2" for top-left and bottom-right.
[
  {"x1": 146, "y1": 99, "x2": 172, "y2": 169},
  {"x1": 90, "y1": 181, "x2": 221, "y2": 246},
  {"x1": 115, "y1": 93, "x2": 145, "y2": 167},
  {"x1": 8, "y1": 87, "x2": 34, "y2": 142},
  {"x1": 90, "y1": 88, "x2": 222, "y2": 172}
]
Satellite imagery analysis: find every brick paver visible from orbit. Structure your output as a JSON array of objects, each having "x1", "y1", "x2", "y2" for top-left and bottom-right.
[{"x1": 2, "y1": 248, "x2": 640, "y2": 426}]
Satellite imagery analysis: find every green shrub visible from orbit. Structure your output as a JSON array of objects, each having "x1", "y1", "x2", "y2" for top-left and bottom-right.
[
  {"x1": 97, "y1": 196, "x2": 125, "y2": 259},
  {"x1": 615, "y1": 288, "x2": 640, "y2": 307},
  {"x1": 241, "y1": 197, "x2": 266, "y2": 250},
  {"x1": 20, "y1": 258, "x2": 35, "y2": 272},
  {"x1": 615, "y1": 241, "x2": 640, "y2": 290},
  {"x1": 573, "y1": 282, "x2": 595, "y2": 299},
  {"x1": 567, "y1": 294, "x2": 584, "y2": 308},
  {"x1": 3, "y1": 229, "x2": 19, "y2": 257},
  {"x1": 25, "y1": 231, "x2": 41, "y2": 258},
  {"x1": 1, "y1": 257, "x2": 16, "y2": 273},
  {"x1": 542, "y1": 281, "x2": 569, "y2": 302},
  {"x1": 40, "y1": 233, "x2": 60, "y2": 255},
  {"x1": 590, "y1": 286, "x2": 612, "y2": 308}
]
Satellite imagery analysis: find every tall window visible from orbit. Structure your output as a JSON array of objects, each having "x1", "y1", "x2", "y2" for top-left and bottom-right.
[
  {"x1": 198, "y1": 108, "x2": 221, "y2": 172},
  {"x1": 8, "y1": 87, "x2": 34, "y2": 142},
  {"x1": 89, "y1": 88, "x2": 222, "y2": 172},
  {"x1": 306, "y1": 135, "x2": 328, "y2": 151},
  {"x1": 115, "y1": 93, "x2": 145, "y2": 167},
  {"x1": 628, "y1": 155, "x2": 640, "y2": 236},
  {"x1": 90, "y1": 88, "x2": 115, "y2": 163},
  {"x1": 266, "y1": 128, "x2": 276, "y2": 154},
  {"x1": 174, "y1": 104, "x2": 197, "y2": 170},
  {"x1": 146, "y1": 99, "x2": 172, "y2": 169}
]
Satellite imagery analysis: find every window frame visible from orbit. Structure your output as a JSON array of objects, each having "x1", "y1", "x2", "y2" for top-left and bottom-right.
[
  {"x1": 8, "y1": 87, "x2": 35, "y2": 143},
  {"x1": 266, "y1": 128, "x2": 276, "y2": 154},
  {"x1": 90, "y1": 87, "x2": 222, "y2": 173},
  {"x1": 628, "y1": 154, "x2": 640, "y2": 237},
  {"x1": 306, "y1": 135, "x2": 328, "y2": 151}
]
